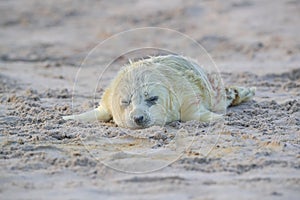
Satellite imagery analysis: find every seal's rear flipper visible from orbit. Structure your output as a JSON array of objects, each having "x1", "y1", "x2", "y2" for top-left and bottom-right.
[
  {"x1": 63, "y1": 105, "x2": 111, "y2": 122},
  {"x1": 225, "y1": 86, "x2": 256, "y2": 107}
]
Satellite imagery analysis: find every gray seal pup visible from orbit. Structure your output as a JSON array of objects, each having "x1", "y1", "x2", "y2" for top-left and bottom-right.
[{"x1": 63, "y1": 55, "x2": 255, "y2": 129}]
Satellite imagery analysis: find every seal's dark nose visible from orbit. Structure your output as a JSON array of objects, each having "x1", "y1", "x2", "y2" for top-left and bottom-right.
[{"x1": 133, "y1": 115, "x2": 144, "y2": 125}]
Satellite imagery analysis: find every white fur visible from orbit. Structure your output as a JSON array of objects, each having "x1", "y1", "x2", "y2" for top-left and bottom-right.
[{"x1": 63, "y1": 55, "x2": 254, "y2": 129}]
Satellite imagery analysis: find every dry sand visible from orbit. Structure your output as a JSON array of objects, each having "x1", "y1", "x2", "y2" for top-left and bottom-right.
[{"x1": 0, "y1": 0, "x2": 299, "y2": 199}]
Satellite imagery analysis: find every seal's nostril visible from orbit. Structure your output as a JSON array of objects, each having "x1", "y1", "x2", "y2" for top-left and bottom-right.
[{"x1": 134, "y1": 115, "x2": 144, "y2": 124}]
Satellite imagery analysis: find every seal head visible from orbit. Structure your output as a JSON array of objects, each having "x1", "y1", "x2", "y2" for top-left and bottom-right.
[{"x1": 110, "y1": 65, "x2": 180, "y2": 129}]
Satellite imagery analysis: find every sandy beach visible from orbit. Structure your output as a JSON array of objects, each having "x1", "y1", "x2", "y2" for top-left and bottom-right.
[{"x1": 1, "y1": 0, "x2": 299, "y2": 199}]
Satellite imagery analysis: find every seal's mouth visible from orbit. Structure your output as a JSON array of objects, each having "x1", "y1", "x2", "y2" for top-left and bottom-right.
[
  {"x1": 127, "y1": 117, "x2": 152, "y2": 129},
  {"x1": 133, "y1": 120, "x2": 152, "y2": 129},
  {"x1": 128, "y1": 109, "x2": 152, "y2": 129}
]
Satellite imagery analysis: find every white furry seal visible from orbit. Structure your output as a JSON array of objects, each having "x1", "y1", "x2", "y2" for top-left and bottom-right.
[{"x1": 63, "y1": 55, "x2": 255, "y2": 129}]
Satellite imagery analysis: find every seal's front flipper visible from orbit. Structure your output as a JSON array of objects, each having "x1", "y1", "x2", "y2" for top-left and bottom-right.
[
  {"x1": 198, "y1": 109, "x2": 223, "y2": 122},
  {"x1": 63, "y1": 105, "x2": 111, "y2": 122}
]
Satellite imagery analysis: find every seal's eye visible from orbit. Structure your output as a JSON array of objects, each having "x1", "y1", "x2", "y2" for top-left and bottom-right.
[
  {"x1": 145, "y1": 96, "x2": 158, "y2": 107},
  {"x1": 121, "y1": 99, "x2": 130, "y2": 107}
]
